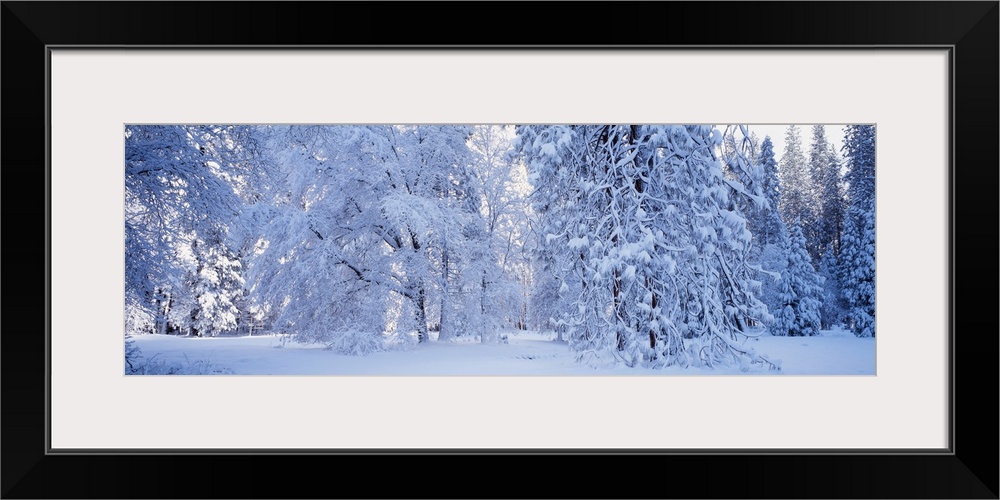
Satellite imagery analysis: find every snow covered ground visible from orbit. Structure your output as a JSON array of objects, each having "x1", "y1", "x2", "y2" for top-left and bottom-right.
[{"x1": 128, "y1": 328, "x2": 874, "y2": 375}]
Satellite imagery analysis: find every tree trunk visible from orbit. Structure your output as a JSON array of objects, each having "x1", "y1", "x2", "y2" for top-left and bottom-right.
[
  {"x1": 479, "y1": 272, "x2": 488, "y2": 343},
  {"x1": 648, "y1": 277, "x2": 658, "y2": 351},
  {"x1": 439, "y1": 247, "x2": 451, "y2": 342},
  {"x1": 156, "y1": 289, "x2": 171, "y2": 336},
  {"x1": 415, "y1": 283, "x2": 429, "y2": 343},
  {"x1": 614, "y1": 272, "x2": 624, "y2": 351}
]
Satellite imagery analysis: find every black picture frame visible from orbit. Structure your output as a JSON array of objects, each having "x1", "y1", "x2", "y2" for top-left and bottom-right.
[{"x1": 3, "y1": 2, "x2": 996, "y2": 498}]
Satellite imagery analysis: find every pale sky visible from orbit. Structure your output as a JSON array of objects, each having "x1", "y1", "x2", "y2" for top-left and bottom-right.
[{"x1": 743, "y1": 124, "x2": 848, "y2": 163}]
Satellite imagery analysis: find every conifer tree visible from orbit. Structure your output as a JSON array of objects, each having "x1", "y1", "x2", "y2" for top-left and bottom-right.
[
  {"x1": 773, "y1": 221, "x2": 824, "y2": 337},
  {"x1": 748, "y1": 135, "x2": 785, "y2": 249},
  {"x1": 806, "y1": 125, "x2": 846, "y2": 262},
  {"x1": 778, "y1": 125, "x2": 814, "y2": 232},
  {"x1": 817, "y1": 243, "x2": 847, "y2": 329},
  {"x1": 819, "y1": 141, "x2": 847, "y2": 256},
  {"x1": 839, "y1": 125, "x2": 876, "y2": 337}
]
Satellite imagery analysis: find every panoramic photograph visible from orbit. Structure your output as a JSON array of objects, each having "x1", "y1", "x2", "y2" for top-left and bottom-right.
[{"x1": 125, "y1": 124, "x2": 876, "y2": 375}]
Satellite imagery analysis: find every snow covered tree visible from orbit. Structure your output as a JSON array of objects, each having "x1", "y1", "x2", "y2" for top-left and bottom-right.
[
  {"x1": 455, "y1": 125, "x2": 532, "y2": 342},
  {"x1": 243, "y1": 125, "x2": 485, "y2": 352},
  {"x1": 805, "y1": 125, "x2": 841, "y2": 261},
  {"x1": 778, "y1": 125, "x2": 815, "y2": 237},
  {"x1": 739, "y1": 133, "x2": 788, "y2": 333},
  {"x1": 519, "y1": 125, "x2": 777, "y2": 370},
  {"x1": 819, "y1": 141, "x2": 847, "y2": 256},
  {"x1": 755, "y1": 237, "x2": 788, "y2": 331},
  {"x1": 839, "y1": 125, "x2": 876, "y2": 338},
  {"x1": 187, "y1": 231, "x2": 244, "y2": 336},
  {"x1": 518, "y1": 125, "x2": 586, "y2": 342},
  {"x1": 399, "y1": 125, "x2": 483, "y2": 342},
  {"x1": 817, "y1": 243, "x2": 847, "y2": 329},
  {"x1": 843, "y1": 126, "x2": 876, "y2": 211},
  {"x1": 772, "y1": 220, "x2": 824, "y2": 337},
  {"x1": 721, "y1": 127, "x2": 760, "y2": 185},
  {"x1": 841, "y1": 209, "x2": 876, "y2": 337},
  {"x1": 518, "y1": 125, "x2": 616, "y2": 358},
  {"x1": 125, "y1": 125, "x2": 261, "y2": 337},
  {"x1": 747, "y1": 135, "x2": 785, "y2": 249},
  {"x1": 245, "y1": 126, "x2": 407, "y2": 350}
]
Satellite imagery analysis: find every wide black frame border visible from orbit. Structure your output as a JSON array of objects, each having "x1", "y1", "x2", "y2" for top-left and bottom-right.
[{"x1": 3, "y1": 2, "x2": 997, "y2": 498}]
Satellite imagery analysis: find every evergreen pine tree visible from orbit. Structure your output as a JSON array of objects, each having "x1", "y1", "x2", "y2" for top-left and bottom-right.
[
  {"x1": 817, "y1": 243, "x2": 847, "y2": 329},
  {"x1": 772, "y1": 220, "x2": 824, "y2": 337},
  {"x1": 839, "y1": 125, "x2": 876, "y2": 337},
  {"x1": 188, "y1": 231, "x2": 244, "y2": 337},
  {"x1": 820, "y1": 142, "x2": 847, "y2": 256},
  {"x1": 807, "y1": 125, "x2": 846, "y2": 262},
  {"x1": 749, "y1": 135, "x2": 784, "y2": 249},
  {"x1": 778, "y1": 125, "x2": 814, "y2": 232}
]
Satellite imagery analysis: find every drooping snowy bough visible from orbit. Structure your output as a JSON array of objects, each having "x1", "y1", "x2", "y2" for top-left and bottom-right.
[{"x1": 519, "y1": 125, "x2": 780, "y2": 371}]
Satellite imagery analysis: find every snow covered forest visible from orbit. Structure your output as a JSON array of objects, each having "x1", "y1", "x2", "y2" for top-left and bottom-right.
[{"x1": 125, "y1": 124, "x2": 876, "y2": 374}]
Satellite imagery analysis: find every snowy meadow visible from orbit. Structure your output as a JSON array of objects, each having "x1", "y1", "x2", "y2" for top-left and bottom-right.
[
  {"x1": 125, "y1": 124, "x2": 876, "y2": 375},
  {"x1": 129, "y1": 328, "x2": 874, "y2": 375}
]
